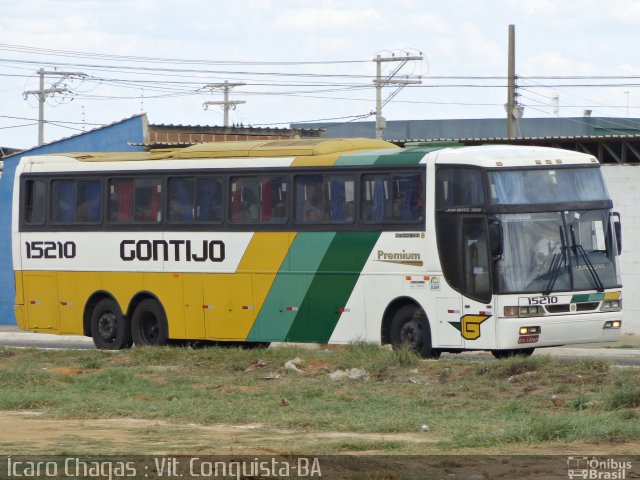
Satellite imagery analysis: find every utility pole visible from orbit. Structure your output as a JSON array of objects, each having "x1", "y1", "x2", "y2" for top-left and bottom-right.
[
  {"x1": 506, "y1": 24, "x2": 517, "y2": 139},
  {"x1": 203, "y1": 81, "x2": 246, "y2": 127},
  {"x1": 24, "y1": 68, "x2": 85, "y2": 146},
  {"x1": 373, "y1": 54, "x2": 423, "y2": 140}
]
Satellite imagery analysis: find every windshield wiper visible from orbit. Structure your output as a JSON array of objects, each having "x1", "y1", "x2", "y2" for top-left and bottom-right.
[
  {"x1": 570, "y1": 226, "x2": 605, "y2": 292},
  {"x1": 543, "y1": 225, "x2": 567, "y2": 296}
]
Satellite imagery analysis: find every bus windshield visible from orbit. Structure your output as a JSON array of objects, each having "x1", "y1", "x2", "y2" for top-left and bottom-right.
[
  {"x1": 488, "y1": 167, "x2": 608, "y2": 204},
  {"x1": 494, "y1": 209, "x2": 619, "y2": 294}
]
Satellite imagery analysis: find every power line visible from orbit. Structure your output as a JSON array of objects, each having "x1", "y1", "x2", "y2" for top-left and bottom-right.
[{"x1": 0, "y1": 43, "x2": 371, "y2": 66}]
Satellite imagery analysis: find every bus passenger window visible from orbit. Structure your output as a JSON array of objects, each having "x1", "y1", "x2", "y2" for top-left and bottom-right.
[
  {"x1": 230, "y1": 176, "x2": 287, "y2": 224},
  {"x1": 76, "y1": 180, "x2": 102, "y2": 223},
  {"x1": 362, "y1": 173, "x2": 423, "y2": 223},
  {"x1": 134, "y1": 179, "x2": 162, "y2": 223},
  {"x1": 168, "y1": 177, "x2": 224, "y2": 223},
  {"x1": 195, "y1": 178, "x2": 223, "y2": 222},
  {"x1": 51, "y1": 179, "x2": 76, "y2": 223},
  {"x1": 109, "y1": 178, "x2": 162, "y2": 224},
  {"x1": 168, "y1": 178, "x2": 194, "y2": 221},
  {"x1": 109, "y1": 179, "x2": 134, "y2": 223},
  {"x1": 295, "y1": 175, "x2": 354, "y2": 224},
  {"x1": 23, "y1": 180, "x2": 46, "y2": 225},
  {"x1": 296, "y1": 175, "x2": 323, "y2": 223}
]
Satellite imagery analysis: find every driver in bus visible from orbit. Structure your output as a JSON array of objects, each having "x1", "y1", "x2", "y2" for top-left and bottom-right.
[{"x1": 532, "y1": 236, "x2": 560, "y2": 276}]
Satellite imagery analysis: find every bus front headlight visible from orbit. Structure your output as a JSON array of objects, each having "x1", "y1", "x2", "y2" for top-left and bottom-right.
[{"x1": 601, "y1": 300, "x2": 622, "y2": 312}]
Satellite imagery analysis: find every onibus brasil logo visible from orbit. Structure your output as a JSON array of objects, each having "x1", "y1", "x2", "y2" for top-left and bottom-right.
[{"x1": 567, "y1": 457, "x2": 632, "y2": 479}]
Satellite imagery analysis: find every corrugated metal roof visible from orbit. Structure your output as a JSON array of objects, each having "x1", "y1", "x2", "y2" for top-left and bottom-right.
[
  {"x1": 392, "y1": 133, "x2": 640, "y2": 143},
  {"x1": 150, "y1": 123, "x2": 324, "y2": 133}
]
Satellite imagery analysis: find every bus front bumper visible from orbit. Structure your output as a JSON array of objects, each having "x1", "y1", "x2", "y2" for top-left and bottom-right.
[{"x1": 496, "y1": 312, "x2": 622, "y2": 350}]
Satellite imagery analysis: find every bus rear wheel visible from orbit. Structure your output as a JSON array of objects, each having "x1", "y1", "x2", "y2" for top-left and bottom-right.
[
  {"x1": 491, "y1": 348, "x2": 535, "y2": 359},
  {"x1": 90, "y1": 298, "x2": 132, "y2": 350},
  {"x1": 131, "y1": 299, "x2": 169, "y2": 347},
  {"x1": 389, "y1": 304, "x2": 440, "y2": 359}
]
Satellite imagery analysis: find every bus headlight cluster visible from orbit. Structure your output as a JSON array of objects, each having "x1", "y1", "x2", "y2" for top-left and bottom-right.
[
  {"x1": 503, "y1": 306, "x2": 544, "y2": 317},
  {"x1": 601, "y1": 300, "x2": 622, "y2": 312},
  {"x1": 519, "y1": 306, "x2": 544, "y2": 317},
  {"x1": 603, "y1": 320, "x2": 622, "y2": 329},
  {"x1": 519, "y1": 326, "x2": 541, "y2": 335}
]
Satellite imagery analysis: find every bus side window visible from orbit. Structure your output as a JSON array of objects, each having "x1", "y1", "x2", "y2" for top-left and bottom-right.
[
  {"x1": 109, "y1": 179, "x2": 134, "y2": 223},
  {"x1": 195, "y1": 178, "x2": 223, "y2": 222},
  {"x1": 327, "y1": 176, "x2": 354, "y2": 222},
  {"x1": 51, "y1": 179, "x2": 76, "y2": 223},
  {"x1": 134, "y1": 179, "x2": 162, "y2": 223},
  {"x1": 436, "y1": 168, "x2": 484, "y2": 208},
  {"x1": 362, "y1": 173, "x2": 423, "y2": 223},
  {"x1": 168, "y1": 178, "x2": 195, "y2": 222},
  {"x1": 24, "y1": 179, "x2": 46, "y2": 225},
  {"x1": 295, "y1": 175, "x2": 353, "y2": 224},
  {"x1": 230, "y1": 176, "x2": 287, "y2": 224},
  {"x1": 109, "y1": 178, "x2": 161, "y2": 224},
  {"x1": 76, "y1": 179, "x2": 102, "y2": 223}
]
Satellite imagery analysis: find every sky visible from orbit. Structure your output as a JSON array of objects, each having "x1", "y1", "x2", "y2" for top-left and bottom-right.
[{"x1": 1, "y1": 0, "x2": 640, "y2": 149}]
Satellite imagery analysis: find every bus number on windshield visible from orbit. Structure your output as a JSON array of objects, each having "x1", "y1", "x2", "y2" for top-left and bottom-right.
[{"x1": 527, "y1": 296, "x2": 558, "y2": 306}]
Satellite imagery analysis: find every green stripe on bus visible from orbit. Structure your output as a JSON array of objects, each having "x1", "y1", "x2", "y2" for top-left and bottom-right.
[
  {"x1": 334, "y1": 151, "x2": 426, "y2": 166},
  {"x1": 571, "y1": 293, "x2": 605, "y2": 303},
  {"x1": 284, "y1": 232, "x2": 380, "y2": 343},
  {"x1": 333, "y1": 154, "x2": 385, "y2": 166},
  {"x1": 247, "y1": 232, "x2": 335, "y2": 342},
  {"x1": 373, "y1": 151, "x2": 426, "y2": 165}
]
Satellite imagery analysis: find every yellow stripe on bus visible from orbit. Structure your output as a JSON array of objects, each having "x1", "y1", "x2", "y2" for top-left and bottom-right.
[{"x1": 203, "y1": 232, "x2": 297, "y2": 340}]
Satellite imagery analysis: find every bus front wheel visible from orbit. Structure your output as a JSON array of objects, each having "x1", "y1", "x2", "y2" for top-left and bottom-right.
[
  {"x1": 389, "y1": 304, "x2": 440, "y2": 359},
  {"x1": 90, "y1": 298, "x2": 132, "y2": 350},
  {"x1": 131, "y1": 299, "x2": 169, "y2": 347}
]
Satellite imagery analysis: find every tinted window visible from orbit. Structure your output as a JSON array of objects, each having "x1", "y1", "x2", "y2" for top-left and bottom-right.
[
  {"x1": 24, "y1": 179, "x2": 46, "y2": 225},
  {"x1": 51, "y1": 179, "x2": 76, "y2": 223},
  {"x1": 362, "y1": 173, "x2": 424, "y2": 223},
  {"x1": 436, "y1": 168, "x2": 485, "y2": 208},
  {"x1": 169, "y1": 177, "x2": 223, "y2": 223},
  {"x1": 50, "y1": 179, "x2": 102, "y2": 224},
  {"x1": 109, "y1": 178, "x2": 162, "y2": 224},
  {"x1": 229, "y1": 176, "x2": 287, "y2": 224},
  {"x1": 295, "y1": 174, "x2": 355, "y2": 224}
]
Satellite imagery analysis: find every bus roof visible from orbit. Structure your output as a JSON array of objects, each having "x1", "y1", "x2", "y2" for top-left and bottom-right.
[
  {"x1": 433, "y1": 144, "x2": 599, "y2": 167},
  {"x1": 41, "y1": 138, "x2": 398, "y2": 162},
  {"x1": 18, "y1": 139, "x2": 599, "y2": 171}
]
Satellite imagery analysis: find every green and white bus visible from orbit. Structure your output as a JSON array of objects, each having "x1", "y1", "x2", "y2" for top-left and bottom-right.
[{"x1": 12, "y1": 138, "x2": 623, "y2": 357}]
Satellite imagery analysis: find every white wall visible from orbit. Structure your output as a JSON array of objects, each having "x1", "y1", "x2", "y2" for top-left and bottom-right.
[{"x1": 602, "y1": 165, "x2": 640, "y2": 334}]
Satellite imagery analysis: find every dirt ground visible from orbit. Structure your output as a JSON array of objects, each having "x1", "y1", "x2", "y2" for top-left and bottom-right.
[{"x1": 2, "y1": 410, "x2": 640, "y2": 456}]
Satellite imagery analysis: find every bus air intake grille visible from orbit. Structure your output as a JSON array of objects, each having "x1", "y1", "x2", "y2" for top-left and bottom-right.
[
  {"x1": 576, "y1": 302, "x2": 599, "y2": 312},
  {"x1": 545, "y1": 305, "x2": 570, "y2": 314}
]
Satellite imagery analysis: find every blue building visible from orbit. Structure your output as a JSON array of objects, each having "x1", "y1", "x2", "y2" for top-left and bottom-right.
[{"x1": 0, "y1": 114, "x2": 147, "y2": 324}]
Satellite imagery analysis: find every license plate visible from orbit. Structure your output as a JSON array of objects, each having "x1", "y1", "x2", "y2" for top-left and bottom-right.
[{"x1": 518, "y1": 335, "x2": 539, "y2": 344}]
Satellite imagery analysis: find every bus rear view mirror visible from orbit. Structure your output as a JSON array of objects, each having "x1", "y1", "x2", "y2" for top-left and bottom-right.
[
  {"x1": 489, "y1": 217, "x2": 504, "y2": 260},
  {"x1": 612, "y1": 212, "x2": 622, "y2": 255}
]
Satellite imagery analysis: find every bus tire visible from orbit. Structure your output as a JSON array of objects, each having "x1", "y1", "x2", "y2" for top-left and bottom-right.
[
  {"x1": 389, "y1": 304, "x2": 440, "y2": 359},
  {"x1": 491, "y1": 348, "x2": 535, "y2": 359},
  {"x1": 90, "y1": 298, "x2": 132, "y2": 350},
  {"x1": 131, "y1": 299, "x2": 169, "y2": 347},
  {"x1": 243, "y1": 342, "x2": 270, "y2": 349}
]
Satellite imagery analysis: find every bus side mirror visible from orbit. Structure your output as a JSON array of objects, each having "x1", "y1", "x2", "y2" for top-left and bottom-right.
[
  {"x1": 489, "y1": 218, "x2": 503, "y2": 260},
  {"x1": 612, "y1": 212, "x2": 622, "y2": 255}
]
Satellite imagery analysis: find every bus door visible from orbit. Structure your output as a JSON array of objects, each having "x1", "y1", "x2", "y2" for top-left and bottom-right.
[
  {"x1": 459, "y1": 216, "x2": 494, "y2": 349},
  {"x1": 435, "y1": 215, "x2": 494, "y2": 349}
]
